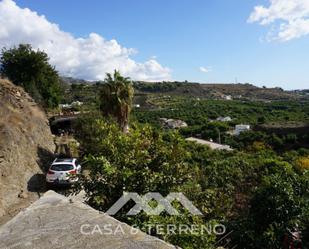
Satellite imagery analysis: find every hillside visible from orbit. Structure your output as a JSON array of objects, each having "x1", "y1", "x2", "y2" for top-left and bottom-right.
[
  {"x1": 61, "y1": 77, "x2": 308, "y2": 102},
  {"x1": 0, "y1": 79, "x2": 55, "y2": 220},
  {"x1": 134, "y1": 81, "x2": 306, "y2": 101}
]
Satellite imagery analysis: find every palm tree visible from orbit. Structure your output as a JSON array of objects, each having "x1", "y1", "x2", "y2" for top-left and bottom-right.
[{"x1": 100, "y1": 70, "x2": 134, "y2": 133}]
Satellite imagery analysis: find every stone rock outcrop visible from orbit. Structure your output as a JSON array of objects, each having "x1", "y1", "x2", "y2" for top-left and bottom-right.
[
  {"x1": 0, "y1": 191, "x2": 177, "y2": 249},
  {"x1": 0, "y1": 79, "x2": 55, "y2": 218}
]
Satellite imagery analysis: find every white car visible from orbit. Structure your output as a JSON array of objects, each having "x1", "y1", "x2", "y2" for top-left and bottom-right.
[{"x1": 46, "y1": 158, "x2": 81, "y2": 186}]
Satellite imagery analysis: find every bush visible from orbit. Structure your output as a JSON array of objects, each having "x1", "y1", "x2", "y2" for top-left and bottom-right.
[
  {"x1": 74, "y1": 115, "x2": 220, "y2": 248},
  {"x1": 73, "y1": 113, "x2": 309, "y2": 248},
  {"x1": 230, "y1": 160, "x2": 309, "y2": 249}
]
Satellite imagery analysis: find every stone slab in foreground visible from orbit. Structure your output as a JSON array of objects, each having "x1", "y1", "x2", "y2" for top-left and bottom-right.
[{"x1": 0, "y1": 191, "x2": 177, "y2": 249}]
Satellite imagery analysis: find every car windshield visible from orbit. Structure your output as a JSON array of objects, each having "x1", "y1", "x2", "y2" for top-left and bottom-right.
[{"x1": 50, "y1": 164, "x2": 74, "y2": 171}]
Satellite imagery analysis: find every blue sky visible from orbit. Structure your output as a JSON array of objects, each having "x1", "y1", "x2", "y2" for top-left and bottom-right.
[{"x1": 3, "y1": 0, "x2": 309, "y2": 89}]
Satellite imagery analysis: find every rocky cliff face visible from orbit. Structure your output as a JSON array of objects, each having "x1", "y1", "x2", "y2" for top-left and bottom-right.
[{"x1": 0, "y1": 78, "x2": 55, "y2": 218}]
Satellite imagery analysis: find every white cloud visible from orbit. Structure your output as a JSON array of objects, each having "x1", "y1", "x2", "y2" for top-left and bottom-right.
[
  {"x1": 248, "y1": 0, "x2": 309, "y2": 41},
  {"x1": 199, "y1": 66, "x2": 212, "y2": 73},
  {"x1": 0, "y1": 0, "x2": 171, "y2": 81}
]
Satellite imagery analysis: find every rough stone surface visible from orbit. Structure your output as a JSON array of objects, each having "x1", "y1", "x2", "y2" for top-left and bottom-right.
[
  {"x1": 0, "y1": 79, "x2": 55, "y2": 218},
  {"x1": 0, "y1": 191, "x2": 177, "y2": 249}
]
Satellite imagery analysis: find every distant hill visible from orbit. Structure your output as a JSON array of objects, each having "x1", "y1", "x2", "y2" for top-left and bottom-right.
[
  {"x1": 61, "y1": 76, "x2": 90, "y2": 85},
  {"x1": 61, "y1": 77, "x2": 309, "y2": 101},
  {"x1": 133, "y1": 81, "x2": 308, "y2": 101}
]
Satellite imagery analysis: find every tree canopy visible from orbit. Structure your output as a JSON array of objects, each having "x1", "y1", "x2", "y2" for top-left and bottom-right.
[
  {"x1": 100, "y1": 70, "x2": 134, "y2": 132},
  {"x1": 0, "y1": 44, "x2": 62, "y2": 108},
  {"x1": 73, "y1": 112, "x2": 309, "y2": 249}
]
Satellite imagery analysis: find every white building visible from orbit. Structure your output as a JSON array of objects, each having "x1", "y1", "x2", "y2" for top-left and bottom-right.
[
  {"x1": 59, "y1": 101, "x2": 83, "y2": 109},
  {"x1": 234, "y1": 124, "x2": 250, "y2": 135},
  {"x1": 71, "y1": 101, "x2": 83, "y2": 107},
  {"x1": 216, "y1": 116, "x2": 232, "y2": 122}
]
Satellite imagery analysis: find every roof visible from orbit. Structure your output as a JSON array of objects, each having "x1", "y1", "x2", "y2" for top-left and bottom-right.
[
  {"x1": 53, "y1": 158, "x2": 75, "y2": 165},
  {"x1": 160, "y1": 118, "x2": 188, "y2": 129},
  {"x1": 0, "y1": 191, "x2": 177, "y2": 249},
  {"x1": 216, "y1": 116, "x2": 232, "y2": 122},
  {"x1": 185, "y1": 137, "x2": 233, "y2": 151},
  {"x1": 54, "y1": 158, "x2": 74, "y2": 163}
]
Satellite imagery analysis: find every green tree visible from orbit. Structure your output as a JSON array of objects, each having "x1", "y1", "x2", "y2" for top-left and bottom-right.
[
  {"x1": 230, "y1": 160, "x2": 309, "y2": 249},
  {"x1": 74, "y1": 115, "x2": 219, "y2": 248},
  {"x1": 0, "y1": 44, "x2": 62, "y2": 108},
  {"x1": 100, "y1": 70, "x2": 134, "y2": 132},
  {"x1": 257, "y1": 116, "x2": 266, "y2": 124}
]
